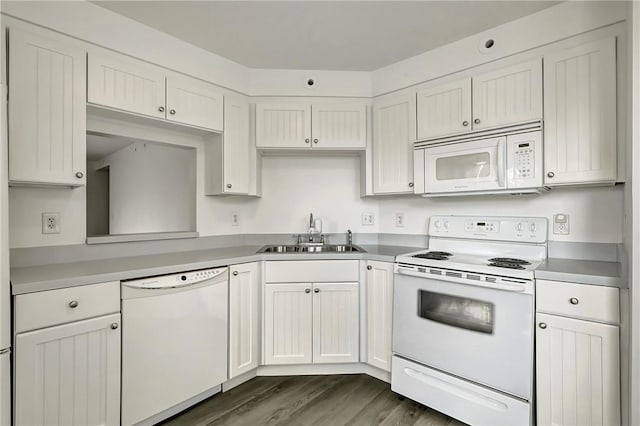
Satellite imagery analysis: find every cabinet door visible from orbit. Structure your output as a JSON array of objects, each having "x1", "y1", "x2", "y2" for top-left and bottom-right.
[
  {"x1": 15, "y1": 313, "x2": 121, "y2": 426},
  {"x1": 416, "y1": 78, "x2": 471, "y2": 140},
  {"x1": 255, "y1": 103, "x2": 311, "y2": 148},
  {"x1": 166, "y1": 73, "x2": 224, "y2": 131},
  {"x1": 372, "y1": 93, "x2": 416, "y2": 194},
  {"x1": 223, "y1": 95, "x2": 250, "y2": 194},
  {"x1": 471, "y1": 58, "x2": 542, "y2": 130},
  {"x1": 264, "y1": 283, "x2": 313, "y2": 365},
  {"x1": 536, "y1": 313, "x2": 620, "y2": 426},
  {"x1": 87, "y1": 50, "x2": 166, "y2": 119},
  {"x1": 229, "y1": 262, "x2": 259, "y2": 378},
  {"x1": 311, "y1": 103, "x2": 366, "y2": 149},
  {"x1": 366, "y1": 261, "x2": 393, "y2": 372},
  {"x1": 312, "y1": 282, "x2": 359, "y2": 364},
  {"x1": 9, "y1": 28, "x2": 86, "y2": 186},
  {"x1": 543, "y1": 37, "x2": 617, "y2": 185}
]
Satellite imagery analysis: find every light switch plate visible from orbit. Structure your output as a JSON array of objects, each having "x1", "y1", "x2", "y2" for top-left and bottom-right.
[
  {"x1": 553, "y1": 213, "x2": 569, "y2": 235},
  {"x1": 362, "y1": 212, "x2": 375, "y2": 226},
  {"x1": 231, "y1": 212, "x2": 241, "y2": 227},
  {"x1": 395, "y1": 212, "x2": 405, "y2": 228}
]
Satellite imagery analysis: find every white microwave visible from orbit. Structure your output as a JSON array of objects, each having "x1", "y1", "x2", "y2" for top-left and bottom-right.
[{"x1": 414, "y1": 130, "x2": 543, "y2": 196}]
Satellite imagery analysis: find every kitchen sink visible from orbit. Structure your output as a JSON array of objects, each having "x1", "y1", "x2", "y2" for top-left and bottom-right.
[{"x1": 257, "y1": 244, "x2": 366, "y2": 254}]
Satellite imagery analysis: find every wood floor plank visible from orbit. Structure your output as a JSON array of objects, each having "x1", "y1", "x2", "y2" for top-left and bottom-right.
[{"x1": 160, "y1": 374, "x2": 465, "y2": 426}]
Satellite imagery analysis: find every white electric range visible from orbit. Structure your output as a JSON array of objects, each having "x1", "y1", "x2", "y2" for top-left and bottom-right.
[{"x1": 392, "y1": 215, "x2": 548, "y2": 426}]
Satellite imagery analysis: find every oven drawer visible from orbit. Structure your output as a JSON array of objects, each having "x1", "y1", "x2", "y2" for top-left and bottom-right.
[
  {"x1": 536, "y1": 280, "x2": 619, "y2": 324},
  {"x1": 15, "y1": 282, "x2": 120, "y2": 333},
  {"x1": 391, "y1": 355, "x2": 530, "y2": 426}
]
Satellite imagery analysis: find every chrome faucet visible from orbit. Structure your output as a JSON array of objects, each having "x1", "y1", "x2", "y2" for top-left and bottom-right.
[{"x1": 347, "y1": 229, "x2": 353, "y2": 246}]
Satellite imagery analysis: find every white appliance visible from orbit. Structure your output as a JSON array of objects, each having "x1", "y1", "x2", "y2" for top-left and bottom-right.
[
  {"x1": 0, "y1": 83, "x2": 10, "y2": 426},
  {"x1": 121, "y1": 267, "x2": 228, "y2": 426},
  {"x1": 413, "y1": 122, "x2": 544, "y2": 196},
  {"x1": 392, "y1": 215, "x2": 548, "y2": 426}
]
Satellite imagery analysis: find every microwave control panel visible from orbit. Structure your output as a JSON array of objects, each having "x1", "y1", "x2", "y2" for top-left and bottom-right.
[{"x1": 506, "y1": 131, "x2": 543, "y2": 189}]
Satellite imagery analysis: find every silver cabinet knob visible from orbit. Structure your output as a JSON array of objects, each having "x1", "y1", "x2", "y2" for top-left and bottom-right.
[
  {"x1": 305, "y1": 138, "x2": 310, "y2": 144},
  {"x1": 170, "y1": 109, "x2": 176, "y2": 115},
  {"x1": 305, "y1": 288, "x2": 311, "y2": 293},
  {"x1": 408, "y1": 182, "x2": 414, "y2": 188},
  {"x1": 474, "y1": 118, "x2": 481, "y2": 124},
  {"x1": 158, "y1": 106, "x2": 165, "y2": 112},
  {"x1": 462, "y1": 121, "x2": 469, "y2": 127},
  {"x1": 569, "y1": 297, "x2": 579, "y2": 305},
  {"x1": 68, "y1": 300, "x2": 78, "y2": 308},
  {"x1": 232, "y1": 271, "x2": 238, "y2": 276},
  {"x1": 313, "y1": 138, "x2": 319, "y2": 144},
  {"x1": 539, "y1": 323, "x2": 547, "y2": 329},
  {"x1": 547, "y1": 172, "x2": 555, "y2": 178},
  {"x1": 314, "y1": 288, "x2": 320, "y2": 293},
  {"x1": 110, "y1": 323, "x2": 119, "y2": 330},
  {"x1": 366, "y1": 265, "x2": 372, "y2": 270},
  {"x1": 227, "y1": 184, "x2": 232, "y2": 189},
  {"x1": 75, "y1": 172, "x2": 84, "y2": 179}
]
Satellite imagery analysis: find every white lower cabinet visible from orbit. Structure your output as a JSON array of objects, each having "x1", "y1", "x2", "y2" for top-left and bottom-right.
[
  {"x1": 312, "y1": 282, "x2": 359, "y2": 363},
  {"x1": 15, "y1": 313, "x2": 121, "y2": 426},
  {"x1": 264, "y1": 267, "x2": 359, "y2": 366},
  {"x1": 264, "y1": 283, "x2": 313, "y2": 365},
  {"x1": 365, "y1": 261, "x2": 393, "y2": 372},
  {"x1": 229, "y1": 262, "x2": 260, "y2": 378}
]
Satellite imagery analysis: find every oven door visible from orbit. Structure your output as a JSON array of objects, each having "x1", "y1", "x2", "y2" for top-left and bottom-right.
[
  {"x1": 425, "y1": 137, "x2": 506, "y2": 193},
  {"x1": 392, "y1": 266, "x2": 533, "y2": 399}
]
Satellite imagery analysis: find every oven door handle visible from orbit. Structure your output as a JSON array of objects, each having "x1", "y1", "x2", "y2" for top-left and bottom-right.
[{"x1": 395, "y1": 266, "x2": 529, "y2": 293}]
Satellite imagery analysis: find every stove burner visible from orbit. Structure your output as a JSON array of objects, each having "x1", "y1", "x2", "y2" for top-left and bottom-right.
[
  {"x1": 412, "y1": 251, "x2": 452, "y2": 261},
  {"x1": 488, "y1": 261, "x2": 526, "y2": 270},
  {"x1": 488, "y1": 257, "x2": 531, "y2": 265}
]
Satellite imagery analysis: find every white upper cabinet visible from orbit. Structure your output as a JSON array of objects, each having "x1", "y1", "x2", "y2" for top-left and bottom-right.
[
  {"x1": 256, "y1": 103, "x2": 312, "y2": 149},
  {"x1": 312, "y1": 282, "x2": 359, "y2": 364},
  {"x1": 372, "y1": 93, "x2": 416, "y2": 194},
  {"x1": 223, "y1": 96, "x2": 250, "y2": 194},
  {"x1": 88, "y1": 50, "x2": 223, "y2": 132},
  {"x1": 256, "y1": 102, "x2": 366, "y2": 149},
  {"x1": 88, "y1": 50, "x2": 166, "y2": 119},
  {"x1": 416, "y1": 59, "x2": 542, "y2": 141},
  {"x1": 166, "y1": 73, "x2": 224, "y2": 131},
  {"x1": 543, "y1": 37, "x2": 617, "y2": 186},
  {"x1": 472, "y1": 58, "x2": 542, "y2": 130},
  {"x1": 9, "y1": 28, "x2": 87, "y2": 187},
  {"x1": 229, "y1": 262, "x2": 260, "y2": 379},
  {"x1": 365, "y1": 261, "x2": 394, "y2": 372},
  {"x1": 311, "y1": 103, "x2": 367, "y2": 149},
  {"x1": 417, "y1": 78, "x2": 471, "y2": 140}
]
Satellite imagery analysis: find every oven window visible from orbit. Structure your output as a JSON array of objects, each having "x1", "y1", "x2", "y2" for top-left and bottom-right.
[
  {"x1": 418, "y1": 290, "x2": 494, "y2": 334},
  {"x1": 435, "y1": 152, "x2": 491, "y2": 181}
]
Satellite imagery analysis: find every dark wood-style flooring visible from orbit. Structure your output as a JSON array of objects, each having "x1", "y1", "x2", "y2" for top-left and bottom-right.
[{"x1": 160, "y1": 374, "x2": 466, "y2": 426}]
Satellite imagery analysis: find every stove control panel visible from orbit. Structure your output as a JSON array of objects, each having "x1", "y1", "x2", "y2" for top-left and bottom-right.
[{"x1": 429, "y1": 216, "x2": 548, "y2": 243}]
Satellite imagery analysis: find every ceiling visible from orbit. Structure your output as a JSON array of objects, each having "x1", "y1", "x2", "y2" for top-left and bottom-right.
[{"x1": 93, "y1": 1, "x2": 560, "y2": 72}]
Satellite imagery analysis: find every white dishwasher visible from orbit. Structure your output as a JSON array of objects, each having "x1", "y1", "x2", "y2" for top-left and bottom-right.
[{"x1": 121, "y1": 267, "x2": 228, "y2": 426}]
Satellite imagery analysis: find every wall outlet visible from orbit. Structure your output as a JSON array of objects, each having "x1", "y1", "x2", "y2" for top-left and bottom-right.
[
  {"x1": 42, "y1": 212, "x2": 60, "y2": 234},
  {"x1": 231, "y1": 212, "x2": 241, "y2": 227},
  {"x1": 362, "y1": 212, "x2": 375, "y2": 226},
  {"x1": 395, "y1": 212, "x2": 405, "y2": 228},
  {"x1": 553, "y1": 213, "x2": 570, "y2": 235}
]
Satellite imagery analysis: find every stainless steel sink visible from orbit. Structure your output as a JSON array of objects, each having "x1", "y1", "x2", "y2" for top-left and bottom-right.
[{"x1": 257, "y1": 244, "x2": 365, "y2": 254}]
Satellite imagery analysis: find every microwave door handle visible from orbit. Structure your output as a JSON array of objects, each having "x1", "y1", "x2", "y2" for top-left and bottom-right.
[{"x1": 497, "y1": 139, "x2": 506, "y2": 188}]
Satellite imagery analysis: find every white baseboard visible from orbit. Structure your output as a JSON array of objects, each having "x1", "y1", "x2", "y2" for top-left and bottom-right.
[
  {"x1": 222, "y1": 369, "x2": 258, "y2": 392},
  {"x1": 256, "y1": 363, "x2": 390, "y2": 383},
  {"x1": 136, "y1": 385, "x2": 221, "y2": 425}
]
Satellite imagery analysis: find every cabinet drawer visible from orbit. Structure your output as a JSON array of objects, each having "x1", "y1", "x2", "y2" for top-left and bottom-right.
[
  {"x1": 15, "y1": 282, "x2": 120, "y2": 333},
  {"x1": 536, "y1": 280, "x2": 619, "y2": 324},
  {"x1": 265, "y1": 261, "x2": 359, "y2": 283}
]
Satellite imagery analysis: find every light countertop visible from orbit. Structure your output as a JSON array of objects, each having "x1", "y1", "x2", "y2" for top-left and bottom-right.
[
  {"x1": 11, "y1": 244, "x2": 415, "y2": 295},
  {"x1": 534, "y1": 258, "x2": 624, "y2": 288}
]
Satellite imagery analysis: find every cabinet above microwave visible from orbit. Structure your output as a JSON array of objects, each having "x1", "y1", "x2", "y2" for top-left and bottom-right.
[{"x1": 413, "y1": 122, "x2": 547, "y2": 197}]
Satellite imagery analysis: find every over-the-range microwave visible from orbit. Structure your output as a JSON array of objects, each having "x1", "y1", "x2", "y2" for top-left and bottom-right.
[{"x1": 413, "y1": 122, "x2": 547, "y2": 196}]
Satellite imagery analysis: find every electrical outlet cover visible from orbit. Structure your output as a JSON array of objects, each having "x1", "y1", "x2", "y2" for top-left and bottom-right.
[
  {"x1": 362, "y1": 212, "x2": 375, "y2": 226},
  {"x1": 42, "y1": 212, "x2": 60, "y2": 234},
  {"x1": 553, "y1": 213, "x2": 570, "y2": 235},
  {"x1": 395, "y1": 212, "x2": 405, "y2": 228},
  {"x1": 231, "y1": 211, "x2": 241, "y2": 227}
]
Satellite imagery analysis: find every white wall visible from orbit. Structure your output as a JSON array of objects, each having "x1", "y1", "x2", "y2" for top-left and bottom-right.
[{"x1": 378, "y1": 186, "x2": 624, "y2": 243}]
